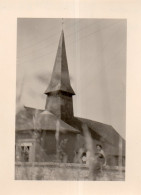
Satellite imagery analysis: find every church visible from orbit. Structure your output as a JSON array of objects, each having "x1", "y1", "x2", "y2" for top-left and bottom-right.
[{"x1": 15, "y1": 30, "x2": 125, "y2": 166}]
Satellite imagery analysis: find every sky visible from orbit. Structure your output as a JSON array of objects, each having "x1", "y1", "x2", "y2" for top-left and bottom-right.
[{"x1": 16, "y1": 18, "x2": 126, "y2": 138}]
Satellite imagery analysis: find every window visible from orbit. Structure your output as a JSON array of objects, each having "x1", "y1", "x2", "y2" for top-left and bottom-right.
[
  {"x1": 21, "y1": 146, "x2": 30, "y2": 162},
  {"x1": 15, "y1": 142, "x2": 33, "y2": 162}
]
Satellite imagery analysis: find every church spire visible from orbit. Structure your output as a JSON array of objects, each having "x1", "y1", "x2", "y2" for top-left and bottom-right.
[
  {"x1": 45, "y1": 30, "x2": 75, "y2": 95},
  {"x1": 44, "y1": 29, "x2": 75, "y2": 119}
]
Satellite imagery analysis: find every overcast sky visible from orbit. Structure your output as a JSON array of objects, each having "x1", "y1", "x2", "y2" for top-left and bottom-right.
[{"x1": 16, "y1": 18, "x2": 126, "y2": 138}]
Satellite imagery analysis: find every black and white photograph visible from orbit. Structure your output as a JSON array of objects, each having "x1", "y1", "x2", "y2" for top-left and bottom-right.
[{"x1": 15, "y1": 18, "x2": 126, "y2": 180}]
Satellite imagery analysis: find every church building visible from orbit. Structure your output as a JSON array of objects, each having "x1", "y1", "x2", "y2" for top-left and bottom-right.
[{"x1": 15, "y1": 30, "x2": 125, "y2": 166}]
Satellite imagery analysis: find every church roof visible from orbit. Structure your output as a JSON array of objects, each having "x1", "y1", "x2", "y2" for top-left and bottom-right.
[
  {"x1": 15, "y1": 107, "x2": 43, "y2": 131},
  {"x1": 61, "y1": 116, "x2": 125, "y2": 155},
  {"x1": 44, "y1": 30, "x2": 75, "y2": 95},
  {"x1": 75, "y1": 117, "x2": 125, "y2": 155},
  {"x1": 16, "y1": 107, "x2": 125, "y2": 155},
  {"x1": 16, "y1": 108, "x2": 79, "y2": 134},
  {"x1": 36, "y1": 110, "x2": 79, "y2": 133},
  {"x1": 76, "y1": 117, "x2": 125, "y2": 142}
]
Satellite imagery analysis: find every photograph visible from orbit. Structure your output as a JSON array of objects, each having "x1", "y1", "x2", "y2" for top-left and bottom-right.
[{"x1": 15, "y1": 18, "x2": 126, "y2": 181}]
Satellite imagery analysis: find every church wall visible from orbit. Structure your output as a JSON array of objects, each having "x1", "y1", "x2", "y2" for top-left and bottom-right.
[
  {"x1": 59, "y1": 132, "x2": 77, "y2": 162},
  {"x1": 60, "y1": 93, "x2": 74, "y2": 120},
  {"x1": 15, "y1": 130, "x2": 125, "y2": 165},
  {"x1": 45, "y1": 92, "x2": 74, "y2": 120},
  {"x1": 16, "y1": 130, "x2": 33, "y2": 140},
  {"x1": 45, "y1": 94, "x2": 61, "y2": 117},
  {"x1": 34, "y1": 130, "x2": 78, "y2": 163},
  {"x1": 101, "y1": 140, "x2": 125, "y2": 166},
  {"x1": 15, "y1": 130, "x2": 78, "y2": 163},
  {"x1": 35, "y1": 131, "x2": 57, "y2": 162}
]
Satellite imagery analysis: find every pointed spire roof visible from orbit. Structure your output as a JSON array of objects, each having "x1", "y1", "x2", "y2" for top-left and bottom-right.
[{"x1": 45, "y1": 30, "x2": 75, "y2": 95}]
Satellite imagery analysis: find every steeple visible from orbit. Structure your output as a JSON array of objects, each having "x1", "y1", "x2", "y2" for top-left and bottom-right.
[
  {"x1": 44, "y1": 30, "x2": 75, "y2": 120},
  {"x1": 45, "y1": 30, "x2": 75, "y2": 95}
]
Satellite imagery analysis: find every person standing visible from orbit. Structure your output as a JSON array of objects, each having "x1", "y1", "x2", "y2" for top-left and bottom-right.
[
  {"x1": 88, "y1": 144, "x2": 106, "y2": 180},
  {"x1": 96, "y1": 144, "x2": 106, "y2": 167}
]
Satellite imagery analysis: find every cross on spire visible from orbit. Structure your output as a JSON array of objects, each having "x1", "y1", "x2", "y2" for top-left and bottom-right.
[{"x1": 62, "y1": 18, "x2": 64, "y2": 30}]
